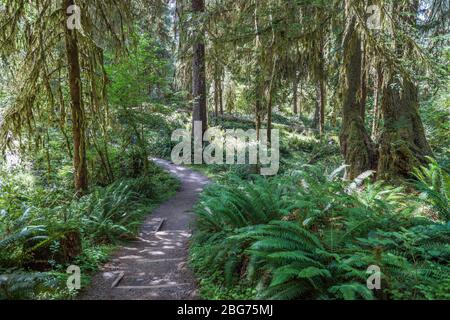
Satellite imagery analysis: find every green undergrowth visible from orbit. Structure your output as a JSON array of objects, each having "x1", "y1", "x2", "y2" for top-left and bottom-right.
[
  {"x1": 186, "y1": 113, "x2": 342, "y2": 182},
  {"x1": 189, "y1": 161, "x2": 450, "y2": 300},
  {"x1": 0, "y1": 161, "x2": 180, "y2": 300}
]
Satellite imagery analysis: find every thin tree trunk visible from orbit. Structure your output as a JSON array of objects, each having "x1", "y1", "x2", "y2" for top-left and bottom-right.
[
  {"x1": 214, "y1": 75, "x2": 219, "y2": 118},
  {"x1": 267, "y1": 90, "x2": 273, "y2": 144},
  {"x1": 219, "y1": 80, "x2": 224, "y2": 115},
  {"x1": 89, "y1": 131, "x2": 113, "y2": 183},
  {"x1": 313, "y1": 86, "x2": 320, "y2": 129},
  {"x1": 318, "y1": 37, "x2": 326, "y2": 135},
  {"x1": 192, "y1": 0, "x2": 207, "y2": 135},
  {"x1": 57, "y1": 80, "x2": 73, "y2": 158},
  {"x1": 371, "y1": 62, "x2": 383, "y2": 139},
  {"x1": 298, "y1": 82, "x2": 303, "y2": 117},
  {"x1": 293, "y1": 73, "x2": 298, "y2": 115},
  {"x1": 254, "y1": 0, "x2": 262, "y2": 141},
  {"x1": 64, "y1": 0, "x2": 88, "y2": 196},
  {"x1": 319, "y1": 78, "x2": 326, "y2": 135},
  {"x1": 360, "y1": 40, "x2": 368, "y2": 122},
  {"x1": 266, "y1": 58, "x2": 277, "y2": 145},
  {"x1": 255, "y1": 97, "x2": 261, "y2": 140},
  {"x1": 46, "y1": 129, "x2": 52, "y2": 178}
]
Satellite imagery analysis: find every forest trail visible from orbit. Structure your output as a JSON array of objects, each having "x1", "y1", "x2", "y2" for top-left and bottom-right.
[{"x1": 80, "y1": 159, "x2": 209, "y2": 300}]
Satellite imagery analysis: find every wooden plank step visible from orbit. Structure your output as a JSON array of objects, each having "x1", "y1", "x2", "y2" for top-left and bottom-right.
[
  {"x1": 115, "y1": 283, "x2": 191, "y2": 290},
  {"x1": 154, "y1": 218, "x2": 166, "y2": 232},
  {"x1": 111, "y1": 272, "x2": 125, "y2": 288}
]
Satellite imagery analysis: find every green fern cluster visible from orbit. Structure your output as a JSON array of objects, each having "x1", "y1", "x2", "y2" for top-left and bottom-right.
[
  {"x1": 195, "y1": 176, "x2": 291, "y2": 232},
  {"x1": 0, "y1": 167, "x2": 179, "y2": 299},
  {"x1": 413, "y1": 157, "x2": 449, "y2": 221},
  {"x1": 191, "y1": 176, "x2": 292, "y2": 286},
  {"x1": 0, "y1": 208, "x2": 47, "y2": 268},
  {"x1": 71, "y1": 175, "x2": 179, "y2": 244},
  {"x1": 0, "y1": 272, "x2": 48, "y2": 300},
  {"x1": 78, "y1": 181, "x2": 144, "y2": 243},
  {"x1": 191, "y1": 164, "x2": 450, "y2": 300}
]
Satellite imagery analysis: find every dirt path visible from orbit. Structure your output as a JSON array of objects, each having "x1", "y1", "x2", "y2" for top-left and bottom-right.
[{"x1": 80, "y1": 159, "x2": 209, "y2": 300}]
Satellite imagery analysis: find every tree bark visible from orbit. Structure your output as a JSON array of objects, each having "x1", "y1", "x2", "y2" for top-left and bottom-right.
[
  {"x1": 371, "y1": 62, "x2": 383, "y2": 139},
  {"x1": 64, "y1": 0, "x2": 88, "y2": 196},
  {"x1": 360, "y1": 40, "x2": 368, "y2": 122},
  {"x1": 267, "y1": 88, "x2": 273, "y2": 144},
  {"x1": 219, "y1": 80, "x2": 224, "y2": 115},
  {"x1": 293, "y1": 73, "x2": 298, "y2": 115},
  {"x1": 192, "y1": 0, "x2": 207, "y2": 135},
  {"x1": 339, "y1": 13, "x2": 376, "y2": 180},
  {"x1": 214, "y1": 75, "x2": 219, "y2": 118},
  {"x1": 319, "y1": 78, "x2": 326, "y2": 135},
  {"x1": 377, "y1": 2, "x2": 433, "y2": 179},
  {"x1": 318, "y1": 37, "x2": 326, "y2": 135},
  {"x1": 313, "y1": 90, "x2": 320, "y2": 129},
  {"x1": 377, "y1": 72, "x2": 432, "y2": 179},
  {"x1": 265, "y1": 55, "x2": 277, "y2": 145},
  {"x1": 255, "y1": 97, "x2": 262, "y2": 140},
  {"x1": 298, "y1": 82, "x2": 303, "y2": 117}
]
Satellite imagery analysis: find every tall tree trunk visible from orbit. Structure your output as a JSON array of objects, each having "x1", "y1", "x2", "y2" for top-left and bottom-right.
[
  {"x1": 371, "y1": 62, "x2": 383, "y2": 139},
  {"x1": 214, "y1": 75, "x2": 219, "y2": 118},
  {"x1": 377, "y1": 2, "x2": 432, "y2": 179},
  {"x1": 377, "y1": 72, "x2": 432, "y2": 179},
  {"x1": 339, "y1": 10, "x2": 376, "y2": 180},
  {"x1": 64, "y1": 0, "x2": 88, "y2": 196},
  {"x1": 318, "y1": 37, "x2": 326, "y2": 135},
  {"x1": 192, "y1": 0, "x2": 207, "y2": 134},
  {"x1": 360, "y1": 40, "x2": 368, "y2": 122}
]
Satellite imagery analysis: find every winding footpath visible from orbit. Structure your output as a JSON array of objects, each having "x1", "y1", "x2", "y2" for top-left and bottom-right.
[{"x1": 80, "y1": 159, "x2": 209, "y2": 300}]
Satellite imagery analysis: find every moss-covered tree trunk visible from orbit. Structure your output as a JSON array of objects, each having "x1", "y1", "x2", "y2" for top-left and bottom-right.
[
  {"x1": 359, "y1": 40, "x2": 368, "y2": 122},
  {"x1": 371, "y1": 62, "x2": 383, "y2": 139},
  {"x1": 319, "y1": 78, "x2": 326, "y2": 135},
  {"x1": 377, "y1": 73, "x2": 432, "y2": 179},
  {"x1": 377, "y1": 2, "x2": 432, "y2": 179},
  {"x1": 192, "y1": 0, "x2": 207, "y2": 135},
  {"x1": 64, "y1": 0, "x2": 88, "y2": 196},
  {"x1": 318, "y1": 35, "x2": 326, "y2": 136},
  {"x1": 313, "y1": 87, "x2": 320, "y2": 129},
  {"x1": 339, "y1": 10, "x2": 376, "y2": 180}
]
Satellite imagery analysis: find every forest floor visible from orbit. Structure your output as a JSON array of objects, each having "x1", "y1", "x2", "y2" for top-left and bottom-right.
[{"x1": 79, "y1": 159, "x2": 209, "y2": 300}]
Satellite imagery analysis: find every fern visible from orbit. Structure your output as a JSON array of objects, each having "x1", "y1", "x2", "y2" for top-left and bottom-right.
[
  {"x1": 329, "y1": 283, "x2": 374, "y2": 300},
  {"x1": 413, "y1": 157, "x2": 450, "y2": 221},
  {"x1": 0, "y1": 272, "x2": 47, "y2": 300},
  {"x1": 191, "y1": 165, "x2": 450, "y2": 300}
]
